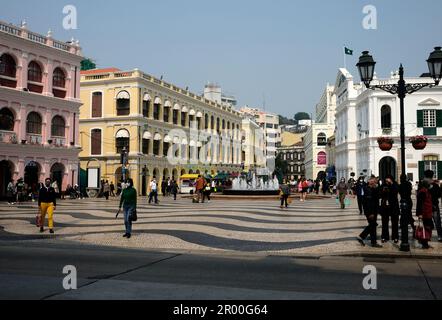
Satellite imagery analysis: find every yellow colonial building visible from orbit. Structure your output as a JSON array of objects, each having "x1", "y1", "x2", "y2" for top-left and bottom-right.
[{"x1": 79, "y1": 68, "x2": 243, "y2": 195}]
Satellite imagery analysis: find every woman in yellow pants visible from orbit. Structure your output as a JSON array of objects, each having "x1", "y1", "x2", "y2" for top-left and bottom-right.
[{"x1": 38, "y1": 178, "x2": 57, "y2": 234}]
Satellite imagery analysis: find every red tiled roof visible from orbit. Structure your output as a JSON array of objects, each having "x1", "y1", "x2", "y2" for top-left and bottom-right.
[{"x1": 80, "y1": 68, "x2": 121, "y2": 75}]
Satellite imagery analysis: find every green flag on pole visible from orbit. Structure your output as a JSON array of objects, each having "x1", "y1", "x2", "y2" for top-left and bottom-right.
[{"x1": 344, "y1": 47, "x2": 353, "y2": 55}]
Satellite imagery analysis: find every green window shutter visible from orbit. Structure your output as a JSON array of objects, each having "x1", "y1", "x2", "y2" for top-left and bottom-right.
[
  {"x1": 423, "y1": 127, "x2": 437, "y2": 136},
  {"x1": 438, "y1": 162, "x2": 442, "y2": 180},
  {"x1": 437, "y1": 110, "x2": 442, "y2": 127},
  {"x1": 417, "y1": 110, "x2": 424, "y2": 128},
  {"x1": 419, "y1": 161, "x2": 425, "y2": 181}
]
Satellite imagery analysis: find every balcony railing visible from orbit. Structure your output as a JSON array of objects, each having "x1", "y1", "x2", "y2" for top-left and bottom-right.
[
  {"x1": 0, "y1": 20, "x2": 81, "y2": 55},
  {"x1": 26, "y1": 134, "x2": 43, "y2": 145},
  {"x1": 0, "y1": 130, "x2": 18, "y2": 144},
  {"x1": 52, "y1": 137, "x2": 66, "y2": 147}
]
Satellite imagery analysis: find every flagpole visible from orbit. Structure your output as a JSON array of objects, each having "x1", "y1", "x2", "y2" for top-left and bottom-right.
[{"x1": 343, "y1": 46, "x2": 347, "y2": 69}]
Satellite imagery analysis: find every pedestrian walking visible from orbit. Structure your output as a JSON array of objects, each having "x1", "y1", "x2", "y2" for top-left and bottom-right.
[
  {"x1": 6, "y1": 179, "x2": 16, "y2": 205},
  {"x1": 355, "y1": 177, "x2": 367, "y2": 215},
  {"x1": 299, "y1": 178, "x2": 308, "y2": 202},
  {"x1": 399, "y1": 174, "x2": 416, "y2": 237},
  {"x1": 149, "y1": 178, "x2": 159, "y2": 204},
  {"x1": 38, "y1": 178, "x2": 57, "y2": 234},
  {"x1": 322, "y1": 179, "x2": 329, "y2": 195},
  {"x1": 195, "y1": 175, "x2": 206, "y2": 203},
  {"x1": 166, "y1": 177, "x2": 172, "y2": 197},
  {"x1": 336, "y1": 178, "x2": 349, "y2": 209},
  {"x1": 110, "y1": 181, "x2": 115, "y2": 197},
  {"x1": 416, "y1": 179, "x2": 435, "y2": 249},
  {"x1": 279, "y1": 180, "x2": 291, "y2": 209},
  {"x1": 16, "y1": 178, "x2": 25, "y2": 203},
  {"x1": 357, "y1": 177, "x2": 382, "y2": 248},
  {"x1": 423, "y1": 170, "x2": 442, "y2": 242},
  {"x1": 116, "y1": 181, "x2": 122, "y2": 196},
  {"x1": 379, "y1": 175, "x2": 400, "y2": 243},
  {"x1": 117, "y1": 178, "x2": 137, "y2": 239},
  {"x1": 170, "y1": 179, "x2": 179, "y2": 201},
  {"x1": 103, "y1": 180, "x2": 110, "y2": 200},
  {"x1": 161, "y1": 177, "x2": 167, "y2": 197}
]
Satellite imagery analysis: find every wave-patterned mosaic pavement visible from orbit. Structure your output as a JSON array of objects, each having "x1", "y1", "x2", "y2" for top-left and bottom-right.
[{"x1": 1, "y1": 196, "x2": 441, "y2": 256}]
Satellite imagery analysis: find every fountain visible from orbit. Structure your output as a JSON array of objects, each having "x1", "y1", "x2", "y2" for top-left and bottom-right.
[{"x1": 223, "y1": 170, "x2": 280, "y2": 196}]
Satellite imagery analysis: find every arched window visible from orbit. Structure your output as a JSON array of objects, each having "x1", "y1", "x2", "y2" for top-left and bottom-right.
[
  {"x1": 153, "y1": 97, "x2": 161, "y2": 120},
  {"x1": 205, "y1": 114, "x2": 209, "y2": 130},
  {"x1": 116, "y1": 91, "x2": 130, "y2": 116},
  {"x1": 381, "y1": 105, "x2": 392, "y2": 129},
  {"x1": 0, "y1": 108, "x2": 15, "y2": 131},
  {"x1": 26, "y1": 112, "x2": 42, "y2": 134},
  {"x1": 51, "y1": 116, "x2": 65, "y2": 137},
  {"x1": 0, "y1": 54, "x2": 16, "y2": 77},
  {"x1": 115, "y1": 129, "x2": 130, "y2": 154},
  {"x1": 317, "y1": 133, "x2": 327, "y2": 146},
  {"x1": 142, "y1": 131, "x2": 151, "y2": 155},
  {"x1": 143, "y1": 94, "x2": 151, "y2": 118},
  {"x1": 28, "y1": 61, "x2": 42, "y2": 82},
  {"x1": 211, "y1": 116, "x2": 215, "y2": 130},
  {"x1": 52, "y1": 67, "x2": 66, "y2": 88},
  {"x1": 91, "y1": 129, "x2": 102, "y2": 155}
]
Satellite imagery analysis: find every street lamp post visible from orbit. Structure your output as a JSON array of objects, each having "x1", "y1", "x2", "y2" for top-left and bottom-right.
[{"x1": 356, "y1": 47, "x2": 442, "y2": 252}]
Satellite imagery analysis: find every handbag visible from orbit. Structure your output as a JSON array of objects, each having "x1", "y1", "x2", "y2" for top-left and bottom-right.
[
  {"x1": 129, "y1": 208, "x2": 138, "y2": 222},
  {"x1": 344, "y1": 197, "x2": 351, "y2": 206},
  {"x1": 415, "y1": 220, "x2": 431, "y2": 241}
]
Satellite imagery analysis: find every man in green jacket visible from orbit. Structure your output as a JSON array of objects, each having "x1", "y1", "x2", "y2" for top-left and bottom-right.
[{"x1": 118, "y1": 179, "x2": 137, "y2": 239}]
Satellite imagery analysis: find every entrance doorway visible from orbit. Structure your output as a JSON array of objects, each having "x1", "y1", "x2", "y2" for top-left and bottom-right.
[
  {"x1": 379, "y1": 157, "x2": 397, "y2": 181},
  {"x1": 25, "y1": 161, "x2": 41, "y2": 193},
  {"x1": 50, "y1": 163, "x2": 65, "y2": 191},
  {"x1": 0, "y1": 160, "x2": 13, "y2": 199}
]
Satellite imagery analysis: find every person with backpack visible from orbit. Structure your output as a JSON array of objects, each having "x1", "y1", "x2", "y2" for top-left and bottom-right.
[
  {"x1": 117, "y1": 178, "x2": 137, "y2": 239},
  {"x1": 337, "y1": 178, "x2": 349, "y2": 209},
  {"x1": 279, "y1": 180, "x2": 291, "y2": 209}
]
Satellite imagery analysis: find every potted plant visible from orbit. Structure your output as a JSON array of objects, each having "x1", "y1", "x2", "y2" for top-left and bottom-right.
[
  {"x1": 377, "y1": 137, "x2": 394, "y2": 151},
  {"x1": 409, "y1": 135, "x2": 428, "y2": 150}
]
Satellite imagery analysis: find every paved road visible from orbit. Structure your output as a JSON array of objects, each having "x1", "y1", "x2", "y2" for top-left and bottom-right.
[
  {"x1": 0, "y1": 241, "x2": 441, "y2": 300},
  {"x1": 1, "y1": 196, "x2": 441, "y2": 256}
]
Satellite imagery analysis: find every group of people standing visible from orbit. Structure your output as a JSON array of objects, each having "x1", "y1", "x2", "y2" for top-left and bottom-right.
[
  {"x1": 355, "y1": 171, "x2": 442, "y2": 249},
  {"x1": 7, "y1": 178, "x2": 60, "y2": 204}
]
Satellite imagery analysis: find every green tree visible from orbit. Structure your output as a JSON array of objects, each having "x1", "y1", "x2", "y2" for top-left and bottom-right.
[
  {"x1": 294, "y1": 112, "x2": 311, "y2": 124},
  {"x1": 81, "y1": 58, "x2": 96, "y2": 71},
  {"x1": 274, "y1": 154, "x2": 289, "y2": 183},
  {"x1": 279, "y1": 115, "x2": 296, "y2": 126}
]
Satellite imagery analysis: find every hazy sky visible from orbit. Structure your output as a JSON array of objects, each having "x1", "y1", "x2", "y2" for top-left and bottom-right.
[{"x1": 2, "y1": 0, "x2": 441, "y2": 118}]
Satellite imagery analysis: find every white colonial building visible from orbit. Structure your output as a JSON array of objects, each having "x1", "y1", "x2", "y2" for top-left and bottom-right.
[
  {"x1": 303, "y1": 85, "x2": 336, "y2": 180},
  {"x1": 334, "y1": 68, "x2": 442, "y2": 182}
]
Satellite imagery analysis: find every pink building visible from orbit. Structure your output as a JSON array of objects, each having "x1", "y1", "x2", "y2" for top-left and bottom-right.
[{"x1": 0, "y1": 21, "x2": 83, "y2": 198}]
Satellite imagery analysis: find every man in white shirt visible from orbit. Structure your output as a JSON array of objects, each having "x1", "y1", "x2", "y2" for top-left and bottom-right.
[{"x1": 149, "y1": 178, "x2": 159, "y2": 204}]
